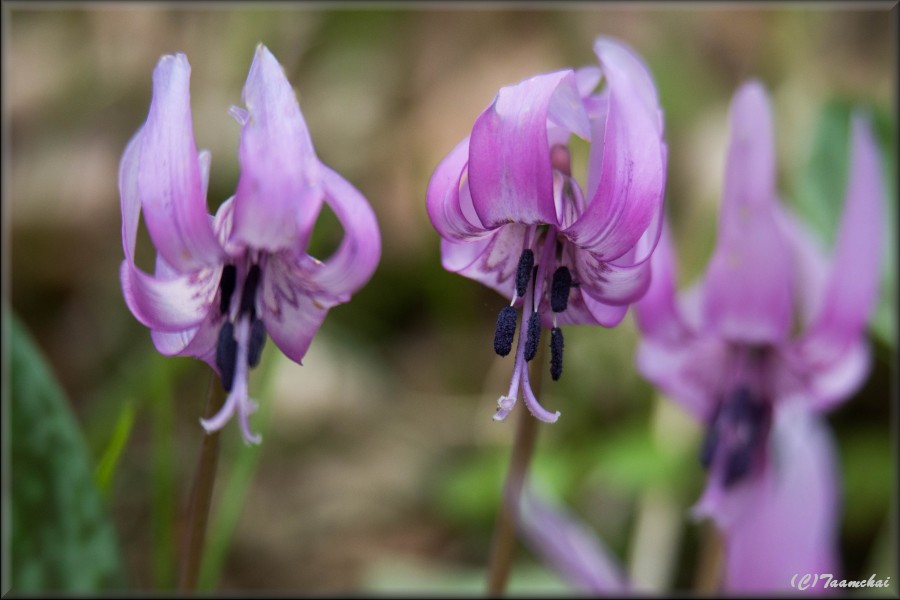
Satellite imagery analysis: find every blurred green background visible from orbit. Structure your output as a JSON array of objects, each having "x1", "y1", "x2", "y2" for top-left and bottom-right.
[{"x1": 4, "y1": 2, "x2": 896, "y2": 594}]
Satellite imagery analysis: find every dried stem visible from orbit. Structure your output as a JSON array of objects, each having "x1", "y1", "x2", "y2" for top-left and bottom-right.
[
  {"x1": 178, "y1": 371, "x2": 226, "y2": 593},
  {"x1": 485, "y1": 345, "x2": 545, "y2": 596},
  {"x1": 693, "y1": 521, "x2": 724, "y2": 593}
]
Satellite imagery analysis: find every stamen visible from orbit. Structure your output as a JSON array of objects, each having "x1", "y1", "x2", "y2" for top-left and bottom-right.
[
  {"x1": 202, "y1": 318, "x2": 262, "y2": 445},
  {"x1": 550, "y1": 267, "x2": 572, "y2": 313},
  {"x1": 247, "y1": 318, "x2": 267, "y2": 368},
  {"x1": 515, "y1": 249, "x2": 535, "y2": 298},
  {"x1": 240, "y1": 264, "x2": 262, "y2": 318},
  {"x1": 550, "y1": 327, "x2": 564, "y2": 381},
  {"x1": 719, "y1": 386, "x2": 769, "y2": 488},
  {"x1": 215, "y1": 322, "x2": 237, "y2": 392},
  {"x1": 723, "y1": 444, "x2": 753, "y2": 487},
  {"x1": 524, "y1": 312, "x2": 541, "y2": 361},
  {"x1": 494, "y1": 306, "x2": 518, "y2": 356},
  {"x1": 218, "y1": 264, "x2": 237, "y2": 315},
  {"x1": 699, "y1": 426, "x2": 718, "y2": 469}
]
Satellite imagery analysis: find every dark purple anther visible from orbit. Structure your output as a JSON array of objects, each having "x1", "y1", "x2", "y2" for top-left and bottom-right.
[
  {"x1": 215, "y1": 322, "x2": 237, "y2": 392},
  {"x1": 551, "y1": 267, "x2": 572, "y2": 313},
  {"x1": 515, "y1": 249, "x2": 535, "y2": 298},
  {"x1": 494, "y1": 306, "x2": 518, "y2": 356},
  {"x1": 218, "y1": 264, "x2": 237, "y2": 315},
  {"x1": 550, "y1": 327, "x2": 564, "y2": 381},
  {"x1": 524, "y1": 312, "x2": 541, "y2": 361},
  {"x1": 240, "y1": 264, "x2": 262, "y2": 318}
]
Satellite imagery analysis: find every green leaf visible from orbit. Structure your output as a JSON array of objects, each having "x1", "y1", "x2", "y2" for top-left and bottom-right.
[
  {"x1": 93, "y1": 398, "x2": 137, "y2": 497},
  {"x1": 8, "y1": 310, "x2": 126, "y2": 592},
  {"x1": 790, "y1": 100, "x2": 854, "y2": 248}
]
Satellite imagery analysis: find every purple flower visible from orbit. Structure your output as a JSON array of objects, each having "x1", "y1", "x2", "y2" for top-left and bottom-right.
[
  {"x1": 634, "y1": 81, "x2": 885, "y2": 590},
  {"x1": 427, "y1": 38, "x2": 667, "y2": 423},
  {"x1": 518, "y1": 489, "x2": 630, "y2": 594},
  {"x1": 120, "y1": 45, "x2": 381, "y2": 444}
]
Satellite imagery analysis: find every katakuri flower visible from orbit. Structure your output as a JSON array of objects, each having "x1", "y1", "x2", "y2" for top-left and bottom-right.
[
  {"x1": 426, "y1": 37, "x2": 667, "y2": 423},
  {"x1": 120, "y1": 45, "x2": 381, "y2": 444},
  {"x1": 518, "y1": 488, "x2": 630, "y2": 594},
  {"x1": 634, "y1": 80, "x2": 885, "y2": 590}
]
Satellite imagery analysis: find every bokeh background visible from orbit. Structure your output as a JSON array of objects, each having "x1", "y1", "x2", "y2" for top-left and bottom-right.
[{"x1": 4, "y1": 2, "x2": 896, "y2": 594}]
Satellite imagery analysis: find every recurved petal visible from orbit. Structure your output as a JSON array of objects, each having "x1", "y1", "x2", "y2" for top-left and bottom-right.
[
  {"x1": 150, "y1": 315, "x2": 219, "y2": 368},
  {"x1": 119, "y1": 260, "x2": 218, "y2": 332},
  {"x1": 135, "y1": 53, "x2": 224, "y2": 272},
  {"x1": 564, "y1": 38, "x2": 666, "y2": 260},
  {"x1": 773, "y1": 206, "x2": 830, "y2": 332},
  {"x1": 121, "y1": 124, "x2": 219, "y2": 332},
  {"x1": 562, "y1": 291, "x2": 628, "y2": 328},
  {"x1": 635, "y1": 335, "x2": 727, "y2": 421},
  {"x1": 426, "y1": 136, "x2": 489, "y2": 241},
  {"x1": 634, "y1": 220, "x2": 686, "y2": 341},
  {"x1": 304, "y1": 164, "x2": 381, "y2": 297},
  {"x1": 701, "y1": 81, "x2": 793, "y2": 343},
  {"x1": 792, "y1": 114, "x2": 885, "y2": 366},
  {"x1": 572, "y1": 247, "x2": 652, "y2": 308},
  {"x1": 230, "y1": 44, "x2": 323, "y2": 253},
  {"x1": 722, "y1": 405, "x2": 840, "y2": 592},
  {"x1": 519, "y1": 490, "x2": 630, "y2": 594},
  {"x1": 439, "y1": 223, "x2": 530, "y2": 300},
  {"x1": 257, "y1": 253, "x2": 332, "y2": 365},
  {"x1": 469, "y1": 70, "x2": 587, "y2": 229}
]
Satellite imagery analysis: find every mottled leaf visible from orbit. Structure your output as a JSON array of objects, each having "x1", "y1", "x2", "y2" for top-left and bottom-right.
[{"x1": 9, "y1": 311, "x2": 126, "y2": 592}]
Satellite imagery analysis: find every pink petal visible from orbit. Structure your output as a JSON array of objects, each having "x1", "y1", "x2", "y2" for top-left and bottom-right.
[
  {"x1": 635, "y1": 336, "x2": 726, "y2": 421},
  {"x1": 564, "y1": 38, "x2": 666, "y2": 260},
  {"x1": 257, "y1": 253, "x2": 337, "y2": 365},
  {"x1": 439, "y1": 223, "x2": 530, "y2": 300},
  {"x1": 425, "y1": 136, "x2": 489, "y2": 241},
  {"x1": 119, "y1": 260, "x2": 218, "y2": 332},
  {"x1": 305, "y1": 164, "x2": 381, "y2": 297},
  {"x1": 230, "y1": 44, "x2": 323, "y2": 253},
  {"x1": 701, "y1": 81, "x2": 793, "y2": 343},
  {"x1": 795, "y1": 115, "x2": 885, "y2": 364},
  {"x1": 773, "y1": 206, "x2": 830, "y2": 331},
  {"x1": 150, "y1": 316, "x2": 218, "y2": 367},
  {"x1": 634, "y1": 220, "x2": 686, "y2": 341},
  {"x1": 572, "y1": 245, "x2": 652, "y2": 306},
  {"x1": 120, "y1": 127, "x2": 218, "y2": 331},
  {"x1": 722, "y1": 405, "x2": 840, "y2": 592},
  {"x1": 135, "y1": 53, "x2": 224, "y2": 272},
  {"x1": 468, "y1": 70, "x2": 586, "y2": 230},
  {"x1": 519, "y1": 490, "x2": 630, "y2": 593}
]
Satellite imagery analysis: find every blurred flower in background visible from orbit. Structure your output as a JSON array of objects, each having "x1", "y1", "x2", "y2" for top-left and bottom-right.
[
  {"x1": 634, "y1": 80, "x2": 885, "y2": 591},
  {"x1": 426, "y1": 37, "x2": 666, "y2": 423}
]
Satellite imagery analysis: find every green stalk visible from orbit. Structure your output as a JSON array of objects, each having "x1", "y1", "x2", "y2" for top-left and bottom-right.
[{"x1": 177, "y1": 371, "x2": 226, "y2": 592}]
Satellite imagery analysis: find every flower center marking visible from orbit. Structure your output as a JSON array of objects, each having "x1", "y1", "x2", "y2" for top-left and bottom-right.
[{"x1": 700, "y1": 384, "x2": 771, "y2": 488}]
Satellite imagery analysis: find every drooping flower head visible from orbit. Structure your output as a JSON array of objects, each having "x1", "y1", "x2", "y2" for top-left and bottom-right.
[
  {"x1": 427, "y1": 37, "x2": 667, "y2": 423},
  {"x1": 120, "y1": 45, "x2": 381, "y2": 444},
  {"x1": 634, "y1": 81, "x2": 884, "y2": 590}
]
